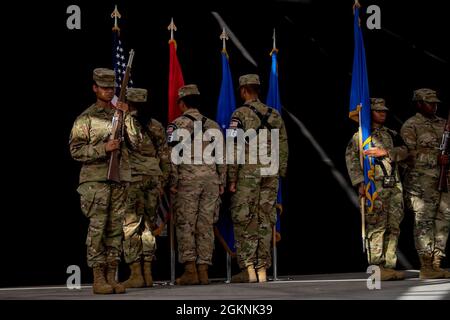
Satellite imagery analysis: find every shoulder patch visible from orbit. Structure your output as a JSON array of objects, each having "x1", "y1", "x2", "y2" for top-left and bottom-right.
[
  {"x1": 229, "y1": 117, "x2": 243, "y2": 129},
  {"x1": 166, "y1": 123, "x2": 177, "y2": 143}
]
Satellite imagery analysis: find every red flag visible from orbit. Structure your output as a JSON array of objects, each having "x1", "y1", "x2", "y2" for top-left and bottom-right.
[{"x1": 168, "y1": 40, "x2": 184, "y2": 123}]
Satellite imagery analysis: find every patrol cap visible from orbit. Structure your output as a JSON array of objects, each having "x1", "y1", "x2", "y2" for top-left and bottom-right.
[
  {"x1": 370, "y1": 98, "x2": 389, "y2": 111},
  {"x1": 412, "y1": 88, "x2": 440, "y2": 103},
  {"x1": 178, "y1": 84, "x2": 200, "y2": 100},
  {"x1": 93, "y1": 68, "x2": 116, "y2": 87},
  {"x1": 126, "y1": 88, "x2": 147, "y2": 103},
  {"x1": 238, "y1": 74, "x2": 260, "y2": 88}
]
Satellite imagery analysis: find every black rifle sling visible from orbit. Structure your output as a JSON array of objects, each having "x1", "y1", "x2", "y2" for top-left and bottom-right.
[
  {"x1": 182, "y1": 114, "x2": 208, "y2": 139},
  {"x1": 243, "y1": 104, "x2": 274, "y2": 131}
]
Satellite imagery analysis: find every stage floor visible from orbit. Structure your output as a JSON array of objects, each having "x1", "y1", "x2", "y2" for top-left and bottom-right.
[{"x1": 1, "y1": 271, "x2": 449, "y2": 300}]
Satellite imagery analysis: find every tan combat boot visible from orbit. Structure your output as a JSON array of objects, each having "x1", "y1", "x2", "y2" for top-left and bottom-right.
[
  {"x1": 143, "y1": 262, "x2": 153, "y2": 287},
  {"x1": 256, "y1": 267, "x2": 267, "y2": 283},
  {"x1": 197, "y1": 264, "x2": 209, "y2": 285},
  {"x1": 106, "y1": 261, "x2": 126, "y2": 293},
  {"x1": 231, "y1": 265, "x2": 257, "y2": 283},
  {"x1": 92, "y1": 265, "x2": 114, "y2": 294},
  {"x1": 123, "y1": 261, "x2": 145, "y2": 288},
  {"x1": 432, "y1": 255, "x2": 450, "y2": 279},
  {"x1": 176, "y1": 261, "x2": 199, "y2": 285},
  {"x1": 379, "y1": 266, "x2": 397, "y2": 281},
  {"x1": 419, "y1": 255, "x2": 445, "y2": 279},
  {"x1": 382, "y1": 267, "x2": 405, "y2": 280}
]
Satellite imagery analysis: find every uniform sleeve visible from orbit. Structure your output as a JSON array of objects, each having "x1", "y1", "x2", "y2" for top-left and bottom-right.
[
  {"x1": 69, "y1": 115, "x2": 107, "y2": 163},
  {"x1": 124, "y1": 111, "x2": 143, "y2": 151},
  {"x1": 226, "y1": 109, "x2": 245, "y2": 183},
  {"x1": 151, "y1": 120, "x2": 171, "y2": 185},
  {"x1": 400, "y1": 120, "x2": 417, "y2": 160},
  {"x1": 278, "y1": 118, "x2": 289, "y2": 178},
  {"x1": 345, "y1": 133, "x2": 364, "y2": 186},
  {"x1": 211, "y1": 121, "x2": 226, "y2": 185},
  {"x1": 384, "y1": 129, "x2": 409, "y2": 162}
]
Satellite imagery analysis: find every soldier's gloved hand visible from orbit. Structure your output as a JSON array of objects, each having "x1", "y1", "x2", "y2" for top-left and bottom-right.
[
  {"x1": 105, "y1": 139, "x2": 121, "y2": 152},
  {"x1": 229, "y1": 182, "x2": 236, "y2": 193},
  {"x1": 219, "y1": 185, "x2": 225, "y2": 195},
  {"x1": 115, "y1": 101, "x2": 129, "y2": 112},
  {"x1": 438, "y1": 154, "x2": 449, "y2": 166},
  {"x1": 358, "y1": 183, "x2": 365, "y2": 197},
  {"x1": 363, "y1": 147, "x2": 387, "y2": 158}
]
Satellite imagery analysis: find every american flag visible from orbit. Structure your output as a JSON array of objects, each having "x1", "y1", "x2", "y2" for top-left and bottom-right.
[{"x1": 113, "y1": 32, "x2": 133, "y2": 95}]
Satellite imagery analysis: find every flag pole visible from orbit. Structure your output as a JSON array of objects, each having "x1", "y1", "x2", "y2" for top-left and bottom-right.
[
  {"x1": 358, "y1": 109, "x2": 367, "y2": 255},
  {"x1": 219, "y1": 27, "x2": 232, "y2": 283},
  {"x1": 168, "y1": 17, "x2": 177, "y2": 285},
  {"x1": 271, "y1": 28, "x2": 280, "y2": 281}
]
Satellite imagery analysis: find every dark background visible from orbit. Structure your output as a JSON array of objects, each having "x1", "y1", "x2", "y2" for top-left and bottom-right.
[{"x1": 1, "y1": 0, "x2": 448, "y2": 287}]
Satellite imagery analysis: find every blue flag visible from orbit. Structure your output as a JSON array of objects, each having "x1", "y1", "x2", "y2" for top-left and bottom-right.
[
  {"x1": 215, "y1": 50, "x2": 236, "y2": 253},
  {"x1": 216, "y1": 51, "x2": 236, "y2": 130},
  {"x1": 266, "y1": 49, "x2": 283, "y2": 241},
  {"x1": 349, "y1": 8, "x2": 377, "y2": 211}
]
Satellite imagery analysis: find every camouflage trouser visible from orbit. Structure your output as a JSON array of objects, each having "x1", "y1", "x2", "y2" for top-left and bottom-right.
[
  {"x1": 230, "y1": 174, "x2": 278, "y2": 270},
  {"x1": 122, "y1": 176, "x2": 160, "y2": 264},
  {"x1": 365, "y1": 181, "x2": 404, "y2": 268},
  {"x1": 77, "y1": 181, "x2": 128, "y2": 268},
  {"x1": 404, "y1": 172, "x2": 450, "y2": 257},
  {"x1": 173, "y1": 178, "x2": 220, "y2": 265}
]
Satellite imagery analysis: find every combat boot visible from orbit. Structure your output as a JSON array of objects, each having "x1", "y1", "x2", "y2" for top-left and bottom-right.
[
  {"x1": 123, "y1": 261, "x2": 145, "y2": 288},
  {"x1": 143, "y1": 262, "x2": 154, "y2": 287},
  {"x1": 256, "y1": 267, "x2": 267, "y2": 283},
  {"x1": 176, "y1": 261, "x2": 199, "y2": 285},
  {"x1": 92, "y1": 265, "x2": 114, "y2": 294},
  {"x1": 382, "y1": 267, "x2": 405, "y2": 280},
  {"x1": 378, "y1": 266, "x2": 397, "y2": 281},
  {"x1": 419, "y1": 255, "x2": 445, "y2": 279},
  {"x1": 432, "y1": 255, "x2": 450, "y2": 279},
  {"x1": 197, "y1": 264, "x2": 209, "y2": 285},
  {"x1": 106, "y1": 261, "x2": 126, "y2": 293},
  {"x1": 231, "y1": 265, "x2": 257, "y2": 283}
]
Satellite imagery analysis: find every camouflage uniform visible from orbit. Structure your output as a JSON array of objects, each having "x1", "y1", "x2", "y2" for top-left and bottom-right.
[
  {"x1": 168, "y1": 85, "x2": 226, "y2": 268},
  {"x1": 228, "y1": 75, "x2": 288, "y2": 275},
  {"x1": 345, "y1": 98, "x2": 408, "y2": 269},
  {"x1": 122, "y1": 88, "x2": 170, "y2": 265},
  {"x1": 400, "y1": 89, "x2": 450, "y2": 262},
  {"x1": 69, "y1": 68, "x2": 142, "y2": 269}
]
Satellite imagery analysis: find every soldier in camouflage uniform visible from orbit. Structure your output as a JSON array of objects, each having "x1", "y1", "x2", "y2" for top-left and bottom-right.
[
  {"x1": 121, "y1": 88, "x2": 170, "y2": 288},
  {"x1": 345, "y1": 98, "x2": 408, "y2": 280},
  {"x1": 167, "y1": 84, "x2": 226, "y2": 285},
  {"x1": 69, "y1": 68, "x2": 142, "y2": 294},
  {"x1": 401, "y1": 88, "x2": 450, "y2": 279},
  {"x1": 228, "y1": 74, "x2": 288, "y2": 283}
]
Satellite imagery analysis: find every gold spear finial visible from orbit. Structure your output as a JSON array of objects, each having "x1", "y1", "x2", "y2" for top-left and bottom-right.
[
  {"x1": 111, "y1": 5, "x2": 122, "y2": 33},
  {"x1": 353, "y1": 0, "x2": 362, "y2": 26},
  {"x1": 168, "y1": 17, "x2": 177, "y2": 41},
  {"x1": 271, "y1": 28, "x2": 279, "y2": 55},
  {"x1": 220, "y1": 27, "x2": 229, "y2": 52}
]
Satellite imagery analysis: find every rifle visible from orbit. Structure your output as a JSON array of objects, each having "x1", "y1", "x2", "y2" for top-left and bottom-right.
[
  {"x1": 107, "y1": 49, "x2": 135, "y2": 183},
  {"x1": 438, "y1": 110, "x2": 450, "y2": 193}
]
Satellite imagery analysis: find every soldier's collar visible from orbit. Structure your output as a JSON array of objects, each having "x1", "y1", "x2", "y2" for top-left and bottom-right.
[
  {"x1": 183, "y1": 108, "x2": 200, "y2": 116},
  {"x1": 416, "y1": 112, "x2": 439, "y2": 122},
  {"x1": 94, "y1": 102, "x2": 114, "y2": 114},
  {"x1": 244, "y1": 98, "x2": 260, "y2": 104}
]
